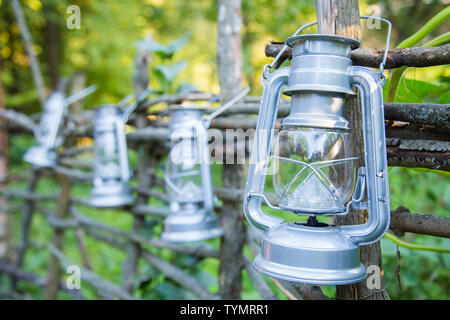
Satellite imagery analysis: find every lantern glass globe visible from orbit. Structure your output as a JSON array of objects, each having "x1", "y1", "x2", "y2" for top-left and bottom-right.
[{"x1": 274, "y1": 126, "x2": 357, "y2": 214}]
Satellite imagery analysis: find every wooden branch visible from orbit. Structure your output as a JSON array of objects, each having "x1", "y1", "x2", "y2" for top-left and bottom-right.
[
  {"x1": 135, "y1": 188, "x2": 170, "y2": 203},
  {"x1": 0, "y1": 109, "x2": 35, "y2": 132},
  {"x1": 71, "y1": 208, "x2": 218, "y2": 258},
  {"x1": 390, "y1": 206, "x2": 450, "y2": 238},
  {"x1": 11, "y1": 0, "x2": 47, "y2": 106},
  {"x1": 83, "y1": 227, "x2": 220, "y2": 300},
  {"x1": 139, "y1": 92, "x2": 215, "y2": 112},
  {"x1": 265, "y1": 42, "x2": 450, "y2": 70},
  {"x1": 131, "y1": 204, "x2": 171, "y2": 217},
  {"x1": 141, "y1": 251, "x2": 218, "y2": 300},
  {"x1": 386, "y1": 145, "x2": 449, "y2": 171},
  {"x1": 11, "y1": 168, "x2": 41, "y2": 290},
  {"x1": 384, "y1": 103, "x2": 449, "y2": 130},
  {"x1": 0, "y1": 189, "x2": 58, "y2": 202},
  {"x1": 48, "y1": 244, "x2": 137, "y2": 300},
  {"x1": 44, "y1": 172, "x2": 72, "y2": 299},
  {"x1": 0, "y1": 262, "x2": 84, "y2": 299},
  {"x1": 243, "y1": 258, "x2": 278, "y2": 300}
]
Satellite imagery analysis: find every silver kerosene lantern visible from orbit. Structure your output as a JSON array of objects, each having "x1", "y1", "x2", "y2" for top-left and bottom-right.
[
  {"x1": 24, "y1": 86, "x2": 96, "y2": 168},
  {"x1": 90, "y1": 88, "x2": 151, "y2": 207},
  {"x1": 90, "y1": 105, "x2": 134, "y2": 207},
  {"x1": 244, "y1": 19, "x2": 392, "y2": 284},
  {"x1": 23, "y1": 90, "x2": 66, "y2": 168},
  {"x1": 162, "y1": 106, "x2": 223, "y2": 242}
]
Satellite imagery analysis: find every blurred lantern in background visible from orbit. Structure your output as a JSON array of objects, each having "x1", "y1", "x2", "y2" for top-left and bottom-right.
[
  {"x1": 24, "y1": 85, "x2": 96, "y2": 168},
  {"x1": 244, "y1": 19, "x2": 392, "y2": 284},
  {"x1": 90, "y1": 105, "x2": 134, "y2": 208},
  {"x1": 23, "y1": 90, "x2": 66, "y2": 168},
  {"x1": 89, "y1": 88, "x2": 150, "y2": 208},
  {"x1": 162, "y1": 106, "x2": 223, "y2": 242}
]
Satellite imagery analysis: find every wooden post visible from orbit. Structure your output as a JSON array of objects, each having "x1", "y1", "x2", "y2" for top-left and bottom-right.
[
  {"x1": 0, "y1": 58, "x2": 8, "y2": 260},
  {"x1": 44, "y1": 77, "x2": 85, "y2": 299},
  {"x1": 11, "y1": 168, "x2": 40, "y2": 290},
  {"x1": 44, "y1": 173, "x2": 72, "y2": 299},
  {"x1": 217, "y1": 0, "x2": 246, "y2": 300},
  {"x1": 121, "y1": 46, "x2": 151, "y2": 294},
  {"x1": 315, "y1": 0, "x2": 389, "y2": 300}
]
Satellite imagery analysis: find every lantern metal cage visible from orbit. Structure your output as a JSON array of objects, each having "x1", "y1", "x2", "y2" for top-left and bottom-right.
[
  {"x1": 162, "y1": 105, "x2": 224, "y2": 242},
  {"x1": 23, "y1": 91, "x2": 67, "y2": 168},
  {"x1": 89, "y1": 104, "x2": 134, "y2": 208}
]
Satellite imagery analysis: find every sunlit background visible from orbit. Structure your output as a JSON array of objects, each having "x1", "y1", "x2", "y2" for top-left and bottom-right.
[{"x1": 0, "y1": 0, "x2": 449, "y2": 299}]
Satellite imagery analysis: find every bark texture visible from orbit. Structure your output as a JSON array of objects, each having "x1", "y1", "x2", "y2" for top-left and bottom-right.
[
  {"x1": 217, "y1": 0, "x2": 246, "y2": 300},
  {"x1": 315, "y1": 0, "x2": 389, "y2": 300},
  {"x1": 265, "y1": 43, "x2": 450, "y2": 70},
  {"x1": 121, "y1": 47, "x2": 151, "y2": 293},
  {"x1": 0, "y1": 60, "x2": 8, "y2": 260}
]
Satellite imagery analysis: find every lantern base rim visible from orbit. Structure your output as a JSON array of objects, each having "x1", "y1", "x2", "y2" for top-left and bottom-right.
[
  {"x1": 162, "y1": 212, "x2": 223, "y2": 242},
  {"x1": 89, "y1": 194, "x2": 134, "y2": 208},
  {"x1": 253, "y1": 254, "x2": 367, "y2": 285},
  {"x1": 23, "y1": 146, "x2": 57, "y2": 168},
  {"x1": 255, "y1": 222, "x2": 367, "y2": 285},
  {"x1": 89, "y1": 185, "x2": 134, "y2": 208},
  {"x1": 161, "y1": 227, "x2": 224, "y2": 243}
]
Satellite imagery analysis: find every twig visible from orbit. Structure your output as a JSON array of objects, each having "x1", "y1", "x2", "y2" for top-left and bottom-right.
[
  {"x1": 11, "y1": 0, "x2": 47, "y2": 106},
  {"x1": 243, "y1": 258, "x2": 278, "y2": 300},
  {"x1": 265, "y1": 42, "x2": 450, "y2": 70},
  {"x1": 141, "y1": 251, "x2": 218, "y2": 300},
  {"x1": 48, "y1": 244, "x2": 138, "y2": 300}
]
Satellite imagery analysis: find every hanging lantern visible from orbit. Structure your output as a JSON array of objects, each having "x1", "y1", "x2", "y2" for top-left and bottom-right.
[
  {"x1": 162, "y1": 106, "x2": 223, "y2": 242},
  {"x1": 90, "y1": 105, "x2": 134, "y2": 208},
  {"x1": 23, "y1": 90, "x2": 67, "y2": 168},
  {"x1": 24, "y1": 85, "x2": 97, "y2": 168},
  {"x1": 162, "y1": 88, "x2": 249, "y2": 242},
  {"x1": 244, "y1": 19, "x2": 392, "y2": 284}
]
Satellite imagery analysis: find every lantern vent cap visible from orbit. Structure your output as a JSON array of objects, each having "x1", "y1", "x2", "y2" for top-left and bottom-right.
[{"x1": 285, "y1": 34, "x2": 360, "y2": 50}]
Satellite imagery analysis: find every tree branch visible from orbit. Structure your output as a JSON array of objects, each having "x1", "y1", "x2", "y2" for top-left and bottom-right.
[
  {"x1": 265, "y1": 42, "x2": 450, "y2": 69},
  {"x1": 390, "y1": 206, "x2": 450, "y2": 238}
]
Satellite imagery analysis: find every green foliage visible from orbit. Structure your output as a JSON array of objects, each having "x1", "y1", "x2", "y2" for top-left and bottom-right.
[{"x1": 2, "y1": 0, "x2": 449, "y2": 301}]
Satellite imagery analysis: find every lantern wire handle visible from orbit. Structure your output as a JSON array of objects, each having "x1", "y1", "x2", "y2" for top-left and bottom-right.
[
  {"x1": 263, "y1": 21, "x2": 317, "y2": 80},
  {"x1": 203, "y1": 86, "x2": 251, "y2": 128},
  {"x1": 359, "y1": 16, "x2": 392, "y2": 85},
  {"x1": 64, "y1": 84, "x2": 97, "y2": 106},
  {"x1": 263, "y1": 17, "x2": 392, "y2": 85},
  {"x1": 121, "y1": 87, "x2": 152, "y2": 123}
]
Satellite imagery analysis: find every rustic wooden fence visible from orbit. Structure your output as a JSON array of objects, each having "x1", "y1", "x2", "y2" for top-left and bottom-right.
[
  {"x1": 0, "y1": 71, "x2": 448, "y2": 299},
  {"x1": 0, "y1": 0, "x2": 449, "y2": 300}
]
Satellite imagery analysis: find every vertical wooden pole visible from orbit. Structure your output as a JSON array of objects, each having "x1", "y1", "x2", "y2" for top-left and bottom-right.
[
  {"x1": 44, "y1": 173, "x2": 72, "y2": 299},
  {"x1": 0, "y1": 58, "x2": 8, "y2": 260},
  {"x1": 44, "y1": 77, "x2": 84, "y2": 299},
  {"x1": 315, "y1": 0, "x2": 389, "y2": 300},
  {"x1": 11, "y1": 168, "x2": 40, "y2": 290},
  {"x1": 121, "y1": 47, "x2": 151, "y2": 294},
  {"x1": 10, "y1": 0, "x2": 47, "y2": 106},
  {"x1": 217, "y1": 0, "x2": 246, "y2": 300}
]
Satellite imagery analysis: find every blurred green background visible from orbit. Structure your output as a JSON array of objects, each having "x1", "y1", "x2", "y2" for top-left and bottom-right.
[{"x1": 0, "y1": 0, "x2": 449, "y2": 299}]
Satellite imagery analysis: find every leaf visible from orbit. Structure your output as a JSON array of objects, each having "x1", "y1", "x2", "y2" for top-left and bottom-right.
[
  {"x1": 176, "y1": 82, "x2": 199, "y2": 94},
  {"x1": 153, "y1": 61, "x2": 187, "y2": 82},
  {"x1": 167, "y1": 33, "x2": 191, "y2": 53},
  {"x1": 135, "y1": 37, "x2": 168, "y2": 54}
]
